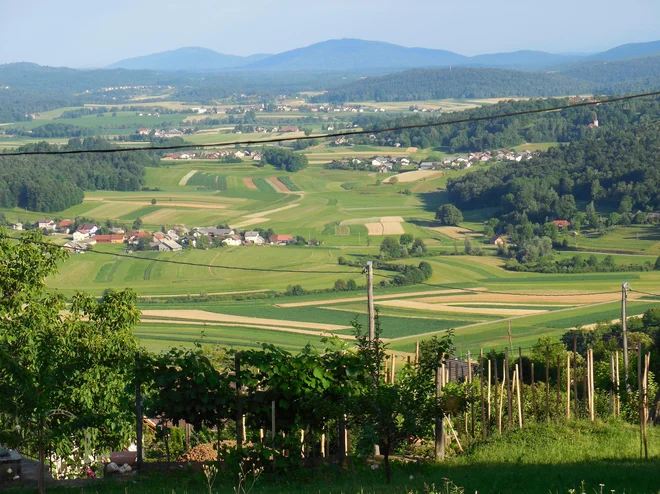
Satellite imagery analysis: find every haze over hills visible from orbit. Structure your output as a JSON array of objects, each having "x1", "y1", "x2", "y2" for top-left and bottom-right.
[
  {"x1": 105, "y1": 38, "x2": 660, "y2": 73},
  {"x1": 107, "y1": 47, "x2": 271, "y2": 71}
]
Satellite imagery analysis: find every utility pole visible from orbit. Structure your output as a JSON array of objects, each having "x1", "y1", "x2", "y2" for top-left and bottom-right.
[
  {"x1": 366, "y1": 261, "x2": 375, "y2": 344},
  {"x1": 622, "y1": 282, "x2": 630, "y2": 390}
]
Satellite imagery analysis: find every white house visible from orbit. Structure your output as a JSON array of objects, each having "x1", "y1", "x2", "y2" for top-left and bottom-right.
[
  {"x1": 244, "y1": 231, "x2": 265, "y2": 245},
  {"x1": 72, "y1": 231, "x2": 89, "y2": 242},
  {"x1": 11, "y1": 223, "x2": 23, "y2": 230},
  {"x1": 222, "y1": 235, "x2": 242, "y2": 246}
]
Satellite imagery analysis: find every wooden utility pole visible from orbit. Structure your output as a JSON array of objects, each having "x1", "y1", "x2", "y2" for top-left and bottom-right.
[
  {"x1": 135, "y1": 352, "x2": 143, "y2": 469},
  {"x1": 366, "y1": 261, "x2": 375, "y2": 344},
  {"x1": 622, "y1": 282, "x2": 630, "y2": 390}
]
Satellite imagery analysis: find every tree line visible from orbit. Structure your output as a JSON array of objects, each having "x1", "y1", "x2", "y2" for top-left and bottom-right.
[
  {"x1": 446, "y1": 123, "x2": 660, "y2": 223},
  {"x1": 349, "y1": 95, "x2": 660, "y2": 152},
  {"x1": 0, "y1": 138, "x2": 156, "y2": 212}
]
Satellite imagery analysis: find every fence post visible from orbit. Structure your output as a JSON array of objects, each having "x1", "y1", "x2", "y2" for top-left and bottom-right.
[{"x1": 514, "y1": 364, "x2": 523, "y2": 429}]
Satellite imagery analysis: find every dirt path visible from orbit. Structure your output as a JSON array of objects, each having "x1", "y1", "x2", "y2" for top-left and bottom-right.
[
  {"x1": 141, "y1": 309, "x2": 350, "y2": 331},
  {"x1": 243, "y1": 177, "x2": 257, "y2": 190},
  {"x1": 244, "y1": 203, "x2": 300, "y2": 218},
  {"x1": 140, "y1": 319, "x2": 355, "y2": 339},
  {"x1": 178, "y1": 170, "x2": 198, "y2": 186},
  {"x1": 276, "y1": 289, "x2": 477, "y2": 308}
]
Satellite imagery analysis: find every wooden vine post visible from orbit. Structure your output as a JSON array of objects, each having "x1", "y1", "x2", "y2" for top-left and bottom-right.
[
  {"x1": 435, "y1": 364, "x2": 445, "y2": 461},
  {"x1": 480, "y1": 349, "x2": 486, "y2": 440},
  {"x1": 545, "y1": 353, "x2": 550, "y2": 422},
  {"x1": 494, "y1": 357, "x2": 501, "y2": 434},
  {"x1": 505, "y1": 348, "x2": 513, "y2": 429},
  {"x1": 556, "y1": 355, "x2": 561, "y2": 421},
  {"x1": 566, "y1": 353, "x2": 571, "y2": 420},
  {"x1": 235, "y1": 352, "x2": 243, "y2": 448},
  {"x1": 573, "y1": 333, "x2": 578, "y2": 419}
]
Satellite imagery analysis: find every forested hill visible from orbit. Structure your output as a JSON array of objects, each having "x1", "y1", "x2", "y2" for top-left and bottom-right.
[
  {"x1": 446, "y1": 123, "x2": 660, "y2": 222},
  {"x1": 352, "y1": 96, "x2": 660, "y2": 152},
  {"x1": 0, "y1": 138, "x2": 155, "y2": 212},
  {"x1": 314, "y1": 67, "x2": 593, "y2": 103}
]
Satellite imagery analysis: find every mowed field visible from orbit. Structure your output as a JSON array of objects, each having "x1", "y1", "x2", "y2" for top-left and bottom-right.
[{"x1": 5, "y1": 96, "x2": 660, "y2": 355}]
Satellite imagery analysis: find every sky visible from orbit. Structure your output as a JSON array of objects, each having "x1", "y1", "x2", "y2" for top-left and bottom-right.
[{"x1": 1, "y1": 0, "x2": 659, "y2": 67}]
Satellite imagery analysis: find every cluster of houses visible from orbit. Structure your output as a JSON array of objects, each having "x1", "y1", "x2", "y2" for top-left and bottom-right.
[
  {"x1": 137, "y1": 128, "x2": 184, "y2": 138},
  {"x1": 311, "y1": 105, "x2": 365, "y2": 113},
  {"x1": 238, "y1": 126, "x2": 299, "y2": 134},
  {"x1": 23, "y1": 218, "x2": 299, "y2": 254},
  {"x1": 162, "y1": 149, "x2": 262, "y2": 161},
  {"x1": 331, "y1": 149, "x2": 540, "y2": 173}
]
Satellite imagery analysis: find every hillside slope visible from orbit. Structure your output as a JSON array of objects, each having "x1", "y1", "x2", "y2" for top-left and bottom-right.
[
  {"x1": 314, "y1": 67, "x2": 593, "y2": 102},
  {"x1": 107, "y1": 47, "x2": 269, "y2": 71}
]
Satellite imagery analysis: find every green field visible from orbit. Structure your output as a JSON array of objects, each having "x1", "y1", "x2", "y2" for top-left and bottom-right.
[{"x1": 5, "y1": 96, "x2": 660, "y2": 357}]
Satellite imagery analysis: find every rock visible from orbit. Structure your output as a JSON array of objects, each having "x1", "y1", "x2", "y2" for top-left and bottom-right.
[{"x1": 105, "y1": 462, "x2": 119, "y2": 474}]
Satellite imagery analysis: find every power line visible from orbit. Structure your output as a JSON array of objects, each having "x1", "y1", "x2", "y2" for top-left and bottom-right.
[
  {"x1": 2, "y1": 91, "x2": 660, "y2": 157},
  {"x1": 0, "y1": 236, "x2": 630, "y2": 297},
  {"x1": 1, "y1": 236, "x2": 360, "y2": 275}
]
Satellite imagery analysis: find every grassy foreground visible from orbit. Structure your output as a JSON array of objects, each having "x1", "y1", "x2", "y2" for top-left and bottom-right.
[{"x1": 10, "y1": 420, "x2": 660, "y2": 494}]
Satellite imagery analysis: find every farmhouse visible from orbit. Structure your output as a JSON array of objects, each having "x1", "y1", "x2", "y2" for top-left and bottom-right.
[
  {"x1": 490, "y1": 235, "x2": 505, "y2": 246},
  {"x1": 244, "y1": 231, "x2": 265, "y2": 245},
  {"x1": 94, "y1": 234, "x2": 126, "y2": 244},
  {"x1": 553, "y1": 220, "x2": 571, "y2": 229},
  {"x1": 11, "y1": 223, "x2": 23, "y2": 230},
  {"x1": 64, "y1": 241, "x2": 88, "y2": 254},
  {"x1": 194, "y1": 227, "x2": 234, "y2": 238},
  {"x1": 270, "y1": 234, "x2": 293, "y2": 245},
  {"x1": 222, "y1": 234, "x2": 242, "y2": 246},
  {"x1": 151, "y1": 238, "x2": 182, "y2": 251},
  {"x1": 35, "y1": 219, "x2": 57, "y2": 230}
]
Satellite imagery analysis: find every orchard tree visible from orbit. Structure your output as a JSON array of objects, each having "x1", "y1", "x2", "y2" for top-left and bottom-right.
[
  {"x1": 436, "y1": 204, "x2": 463, "y2": 226},
  {"x1": 0, "y1": 230, "x2": 140, "y2": 492}
]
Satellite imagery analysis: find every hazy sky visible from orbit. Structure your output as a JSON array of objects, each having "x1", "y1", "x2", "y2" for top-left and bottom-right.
[{"x1": 1, "y1": 0, "x2": 659, "y2": 67}]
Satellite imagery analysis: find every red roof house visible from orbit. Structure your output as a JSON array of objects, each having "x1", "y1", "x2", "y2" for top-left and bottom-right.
[{"x1": 553, "y1": 220, "x2": 570, "y2": 229}]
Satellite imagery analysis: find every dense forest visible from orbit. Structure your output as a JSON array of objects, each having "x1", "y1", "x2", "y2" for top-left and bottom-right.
[
  {"x1": 315, "y1": 59, "x2": 660, "y2": 104},
  {"x1": 314, "y1": 67, "x2": 594, "y2": 103},
  {"x1": 0, "y1": 138, "x2": 156, "y2": 212},
  {"x1": 352, "y1": 96, "x2": 660, "y2": 152},
  {"x1": 446, "y1": 123, "x2": 660, "y2": 222}
]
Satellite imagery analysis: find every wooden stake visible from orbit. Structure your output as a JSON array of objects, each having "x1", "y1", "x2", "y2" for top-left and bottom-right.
[
  {"x1": 531, "y1": 362, "x2": 536, "y2": 420},
  {"x1": 391, "y1": 354, "x2": 396, "y2": 384},
  {"x1": 321, "y1": 432, "x2": 325, "y2": 458},
  {"x1": 556, "y1": 355, "x2": 561, "y2": 421},
  {"x1": 435, "y1": 365, "x2": 445, "y2": 461},
  {"x1": 642, "y1": 353, "x2": 650, "y2": 460},
  {"x1": 415, "y1": 341, "x2": 420, "y2": 364},
  {"x1": 518, "y1": 347, "x2": 524, "y2": 427},
  {"x1": 588, "y1": 349, "x2": 595, "y2": 422},
  {"x1": 615, "y1": 350, "x2": 621, "y2": 417},
  {"x1": 487, "y1": 359, "x2": 492, "y2": 427},
  {"x1": 573, "y1": 334, "x2": 578, "y2": 419},
  {"x1": 514, "y1": 364, "x2": 523, "y2": 429},
  {"x1": 566, "y1": 353, "x2": 571, "y2": 420},
  {"x1": 545, "y1": 354, "x2": 550, "y2": 422},
  {"x1": 505, "y1": 348, "x2": 512, "y2": 428},
  {"x1": 444, "y1": 415, "x2": 464, "y2": 453},
  {"x1": 638, "y1": 342, "x2": 643, "y2": 458},
  {"x1": 494, "y1": 358, "x2": 501, "y2": 434},
  {"x1": 468, "y1": 351, "x2": 474, "y2": 438},
  {"x1": 367, "y1": 261, "x2": 375, "y2": 344},
  {"x1": 609, "y1": 353, "x2": 615, "y2": 417},
  {"x1": 480, "y1": 349, "x2": 486, "y2": 440},
  {"x1": 498, "y1": 361, "x2": 505, "y2": 434},
  {"x1": 235, "y1": 352, "x2": 243, "y2": 447}
]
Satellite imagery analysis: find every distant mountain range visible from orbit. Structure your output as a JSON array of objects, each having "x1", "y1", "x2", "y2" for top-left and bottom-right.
[
  {"x1": 106, "y1": 47, "x2": 271, "y2": 71},
  {"x1": 106, "y1": 38, "x2": 660, "y2": 72}
]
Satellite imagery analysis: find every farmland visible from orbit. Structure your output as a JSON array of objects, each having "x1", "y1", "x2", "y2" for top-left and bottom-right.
[{"x1": 4, "y1": 95, "x2": 660, "y2": 358}]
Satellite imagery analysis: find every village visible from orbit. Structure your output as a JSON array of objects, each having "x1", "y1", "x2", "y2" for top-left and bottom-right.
[
  {"x1": 10, "y1": 220, "x2": 303, "y2": 254},
  {"x1": 327, "y1": 149, "x2": 539, "y2": 173}
]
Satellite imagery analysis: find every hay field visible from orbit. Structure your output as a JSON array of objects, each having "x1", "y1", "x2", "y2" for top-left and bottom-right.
[{"x1": 383, "y1": 170, "x2": 444, "y2": 183}]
